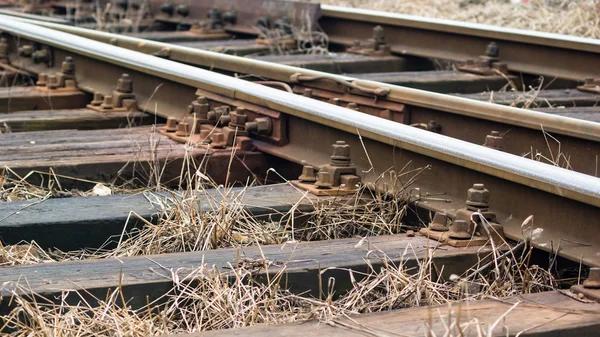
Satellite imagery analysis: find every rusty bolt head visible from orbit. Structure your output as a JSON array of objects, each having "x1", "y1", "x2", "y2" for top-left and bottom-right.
[
  {"x1": 341, "y1": 174, "x2": 360, "y2": 190},
  {"x1": 160, "y1": 2, "x2": 174, "y2": 15},
  {"x1": 485, "y1": 41, "x2": 499, "y2": 58},
  {"x1": 210, "y1": 132, "x2": 227, "y2": 148},
  {"x1": 303, "y1": 88, "x2": 313, "y2": 97},
  {"x1": 466, "y1": 183, "x2": 490, "y2": 210},
  {"x1": 426, "y1": 120, "x2": 441, "y2": 133},
  {"x1": 164, "y1": 117, "x2": 178, "y2": 132},
  {"x1": 315, "y1": 171, "x2": 333, "y2": 189},
  {"x1": 19, "y1": 45, "x2": 33, "y2": 57},
  {"x1": 429, "y1": 212, "x2": 449, "y2": 232},
  {"x1": 90, "y1": 91, "x2": 104, "y2": 106},
  {"x1": 584, "y1": 77, "x2": 596, "y2": 87},
  {"x1": 117, "y1": 73, "x2": 133, "y2": 93},
  {"x1": 231, "y1": 108, "x2": 248, "y2": 127},
  {"x1": 46, "y1": 75, "x2": 57, "y2": 90},
  {"x1": 298, "y1": 165, "x2": 317, "y2": 183},
  {"x1": 255, "y1": 16, "x2": 269, "y2": 28},
  {"x1": 32, "y1": 49, "x2": 48, "y2": 63},
  {"x1": 448, "y1": 220, "x2": 472, "y2": 240},
  {"x1": 584, "y1": 268, "x2": 600, "y2": 289},
  {"x1": 36, "y1": 73, "x2": 48, "y2": 87},
  {"x1": 175, "y1": 122, "x2": 190, "y2": 137},
  {"x1": 101, "y1": 95, "x2": 114, "y2": 109},
  {"x1": 61, "y1": 56, "x2": 75, "y2": 75},
  {"x1": 223, "y1": 10, "x2": 237, "y2": 24},
  {"x1": 176, "y1": 4, "x2": 189, "y2": 16},
  {"x1": 330, "y1": 98, "x2": 341, "y2": 105},
  {"x1": 330, "y1": 140, "x2": 351, "y2": 167},
  {"x1": 484, "y1": 131, "x2": 503, "y2": 150},
  {"x1": 372, "y1": 25, "x2": 385, "y2": 42},
  {"x1": 244, "y1": 117, "x2": 272, "y2": 135}
]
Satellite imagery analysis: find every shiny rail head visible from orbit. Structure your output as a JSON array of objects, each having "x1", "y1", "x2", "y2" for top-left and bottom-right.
[{"x1": 0, "y1": 15, "x2": 599, "y2": 207}]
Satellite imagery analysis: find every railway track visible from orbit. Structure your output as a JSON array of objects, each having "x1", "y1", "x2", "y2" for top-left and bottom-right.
[{"x1": 1, "y1": 1, "x2": 600, "y2": 336}]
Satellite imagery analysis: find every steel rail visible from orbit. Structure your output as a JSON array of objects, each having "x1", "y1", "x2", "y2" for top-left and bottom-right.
[
  {"x1": 6, "y1": 17, "x2": 600, "y2": 146},
  {"x1": 320, "y1": 5, "x2": 600, "y2": 81},
  {"x1": 2, "y1": 16, "x2": 600, "y2": 265},
  {"x1": 0, "y1": 14, "x2": 597, "y2": 205}
]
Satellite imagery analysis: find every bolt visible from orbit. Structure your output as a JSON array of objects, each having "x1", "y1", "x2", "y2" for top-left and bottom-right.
[
  {"x1": 46, "y1": 75, "x2": 57, "y2": 90},
  {"x1": 427, "y1": 120, "x2": 441, "y2": 133},
  {"x1": 36, "y1": 73, "x2": 48, "y2": 87},
  {"x1": 164, "y1": 117, "x2": 178, "y2": 132},
  {"x1": 256, "y1": 16, "x2": 269, "y2": 28},
  {"x1": 210, "y1": 132, "x2": 227, "y2": 148},
  {"x1": 244, "y1": 117, "x2": 272, "y2": 135},
  {"x1": 303, "y1": 88, "x2": 313, "y2": 97},
  {"x1": 466, "y1": 183, "x2": 490, "y2": 211},
  {"x1": 90, "y1": 92, "x2": 104, "y2": 106},
  {"x1": 191, "y1": 96, "x2": 210, "y2": 118},
  {"x1": 219, "y1": 114, "x2": 231, "y2": 126},
  {"x1": 584, "y1": 77, "x2": 596, "y2": 87},
  {"x1": 175, "y1": 4, "x2": 189, "y2": 16},
  {"x1": 32, "y1": 49, "x2": 49, "y2": 63},
  {"x1": 199, "y1": 129, "x2": 211, "y2": 143},
  {"x1": 315, "y1": 171, "x2": 333, "y2": 189},
  {"x1": 223, "y1": 10, "x2": 237, "y2": 24},
  {"x1": 61, "y1": 56, "x2": 75, "y2": 75},
  {"x1": 116, "y1": 73, "x2": 133, "y2": 93},
  {"x1": 485, "y1": 41, "x2": 499, "y2": 58},
  {"x1": 19, "y1": 45, "x2": 33, "y2": 57},
  {"x1": 175, "y1": 122, "x2": 190, "y2": 137},
  {"x1": 584, "y1": 268, "x2": 600, "y2": 289},
  {"x1": 372, "y1": 25, "x2": 385, "y2": 44},
  {"x1": 330, "y1": 140, "x2": 351, "y2": 167},
  {"x1": 230, "y1": 107, "x2": 248, "y2": 128},
  {"x1": 448, "y1": 220, "x2": 472, "y2": 240},
  {"x1": 347, "y1": 102, "x2": 359, "y2": 111},
  {"x1": 330, "y1": 98, "x2": 341, "y2": 105},
  {"x1": 341, "y1": 174, "x2": 360, "y2": 190},
  {"x1": 484, "y1": 130, "x2": 503, "y2": 150},
  {"x1": 208, "y1": 8, "x2": 224, "y2": 29},
  {"x1": 101, "y1": 95, "x2": 114, "y2": 109},
  {"x1": 298, "y1": 165, "x2": 317, "y2": 183},
  {"x1": 429, "y1": 212, "x2": 449, "y2": 232},
  {"x1": 160, "y1": 2, "x2": 174, "y2": 16}
]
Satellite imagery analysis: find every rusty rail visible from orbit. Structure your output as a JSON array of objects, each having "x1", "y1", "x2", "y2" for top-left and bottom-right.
[
  {"x1": 320, "y1": 5, "x2": 600, "y2": 81},
  {"x1": 8, "y1": 17, "x2": 600, "y2": 177},
  {"x1": 1, "y1": 16, "x2": 600, "y2": 266}
]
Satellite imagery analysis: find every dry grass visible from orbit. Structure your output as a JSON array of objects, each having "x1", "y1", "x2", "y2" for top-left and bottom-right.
[
  {"x1": 0, "y1": 234, "x2": 557, "y2": 336},
  {"x1": 320, "y1": 0, "x2": 600, "y2": 39}
]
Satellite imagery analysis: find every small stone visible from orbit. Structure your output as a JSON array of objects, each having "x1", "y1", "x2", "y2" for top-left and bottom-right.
[
  {"x1": 406, "y1": 230, "x2": 415, "y2": 237},
  {"x1": 578, "y1": 293, "x2": 585, "y2": 299},
  {"x1": 92, "y1": 183, "x2": 112, "y2": 196}
]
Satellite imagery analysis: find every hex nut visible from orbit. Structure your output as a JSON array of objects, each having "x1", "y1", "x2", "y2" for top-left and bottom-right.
[
  {"x1": 330, "y1": 140, "x2": 351, "y2": 167},
  {"x1": 584, "y1": 268, "x2": 600, "y2": 289},
  {"x1": 466, "y1": 183, "x2": 490, "y2": 210}
]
